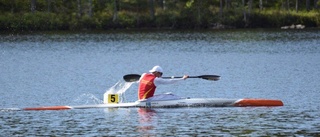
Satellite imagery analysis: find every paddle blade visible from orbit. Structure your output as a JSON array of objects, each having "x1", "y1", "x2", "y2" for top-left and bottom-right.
[
  {"x1": 198, "y1": 75, "x2": 220, "y2": 81},
  {"x1": 123, "y1": 74, "x2": 141, "y2": 82}
]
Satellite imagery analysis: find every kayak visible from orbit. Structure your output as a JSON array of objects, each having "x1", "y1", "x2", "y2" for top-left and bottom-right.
[
  {"x1": 23, "y1": 97, "x2": 283, "y2": 111},
  {"x1": 20, "y1": 74, "x2": 284, "y2": 111}
]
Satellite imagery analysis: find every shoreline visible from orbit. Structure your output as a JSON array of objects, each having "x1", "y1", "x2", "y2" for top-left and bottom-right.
[{"x1": 1, "y1": 27, "x2": 319, "y2": 35}]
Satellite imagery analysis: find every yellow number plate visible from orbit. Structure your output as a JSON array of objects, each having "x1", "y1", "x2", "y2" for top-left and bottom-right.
[{"x1": 108, "y1": 94, "x2": 119, "y2": 104}]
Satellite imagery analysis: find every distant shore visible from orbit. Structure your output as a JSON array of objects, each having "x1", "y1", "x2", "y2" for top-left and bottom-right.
[{"x1": 1, "y1": 10, "x2": 319, "y2": 33}]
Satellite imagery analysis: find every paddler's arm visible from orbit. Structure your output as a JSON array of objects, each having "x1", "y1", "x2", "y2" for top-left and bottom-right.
[{"x1": 154, "y1": 75, "x2": 188, "y2": 85}]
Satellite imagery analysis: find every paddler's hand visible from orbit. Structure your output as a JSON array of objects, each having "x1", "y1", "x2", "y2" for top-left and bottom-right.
[{"x1": 183, "y1": 75, "x2": 189, "y2": 80}]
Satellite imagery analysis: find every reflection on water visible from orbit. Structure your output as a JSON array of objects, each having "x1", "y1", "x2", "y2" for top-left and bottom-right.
[{"x1": 137, "y1": 108, "x2": 157, "y2": 136}]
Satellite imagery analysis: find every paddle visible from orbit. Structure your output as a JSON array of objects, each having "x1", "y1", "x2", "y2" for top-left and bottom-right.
[{"x1": 123, "y1": 74, "x2": 220, "y2": 82}]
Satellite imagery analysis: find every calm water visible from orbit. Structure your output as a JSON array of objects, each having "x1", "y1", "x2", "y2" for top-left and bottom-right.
[{"x1": 1, "y1": 29, "x2": 320, "y2": 136}]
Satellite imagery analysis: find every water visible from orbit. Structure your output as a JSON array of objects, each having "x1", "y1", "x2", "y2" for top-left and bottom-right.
[{"x1": 1, "y1": 29, "x2": 320, "y2": 136}]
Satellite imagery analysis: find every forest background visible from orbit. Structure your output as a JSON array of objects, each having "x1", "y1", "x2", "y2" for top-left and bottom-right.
[{"x1": 0, "y1": 0, "x2": 319, "y2": 32}]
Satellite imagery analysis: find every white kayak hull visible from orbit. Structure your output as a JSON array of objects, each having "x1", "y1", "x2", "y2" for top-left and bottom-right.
[{"x1": 23, "y1": 98, "x2": 284, "y2": 111}]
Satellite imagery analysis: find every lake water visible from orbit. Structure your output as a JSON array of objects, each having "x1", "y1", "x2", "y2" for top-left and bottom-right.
[{"x1": 1, "y1": 29, "x2": 320, "y2": 136}]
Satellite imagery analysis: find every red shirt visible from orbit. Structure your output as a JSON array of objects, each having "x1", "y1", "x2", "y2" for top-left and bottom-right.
[{"x1": 138, "y1": 73, "x2": 156, "y2": 100}]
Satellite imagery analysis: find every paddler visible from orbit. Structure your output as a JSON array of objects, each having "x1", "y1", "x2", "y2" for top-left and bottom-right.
[{"x1": 138, "y1": 65, "x2": 188, "y2": 101}]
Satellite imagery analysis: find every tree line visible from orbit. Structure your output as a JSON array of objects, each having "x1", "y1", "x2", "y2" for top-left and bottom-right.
[{"x1": 0, "y1": 0, "x2": 319, "y2": 31}]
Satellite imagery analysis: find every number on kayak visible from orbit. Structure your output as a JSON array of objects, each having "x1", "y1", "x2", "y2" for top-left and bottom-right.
[{"x1": 108, "y1": 94, "x2": 119, "y2": 104}]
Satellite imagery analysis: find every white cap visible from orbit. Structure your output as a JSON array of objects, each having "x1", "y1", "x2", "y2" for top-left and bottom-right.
[{"x1": 149, "y1": 65, "x2": 163, "y2": 73}]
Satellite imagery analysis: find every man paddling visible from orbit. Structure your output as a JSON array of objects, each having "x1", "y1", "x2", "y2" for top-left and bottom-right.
[{"x1": 138, "y1": 65, "x2": 188, "y2": 101}]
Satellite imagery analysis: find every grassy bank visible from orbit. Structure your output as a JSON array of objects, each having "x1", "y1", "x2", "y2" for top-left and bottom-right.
[{"x1": 1, "y1": 10, "x2": 319, "y2": 32}]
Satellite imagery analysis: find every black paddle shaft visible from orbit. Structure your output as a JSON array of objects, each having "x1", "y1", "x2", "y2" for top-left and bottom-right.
[{"x1": 123, "y1": 74, "x2": 220, "y2": 82}]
